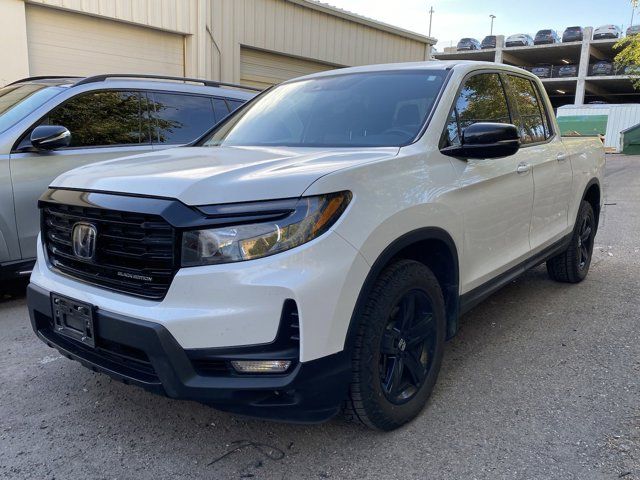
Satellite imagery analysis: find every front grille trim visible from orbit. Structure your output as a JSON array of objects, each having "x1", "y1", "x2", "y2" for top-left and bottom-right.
[{"x1": 41, "y1": 199, "x2": 178, "y2": 300}]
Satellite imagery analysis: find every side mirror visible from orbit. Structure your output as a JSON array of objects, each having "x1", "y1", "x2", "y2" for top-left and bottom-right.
[
  {"x1": 441, "y1": 122, "x2": 520, "y2": 159},
  {"x1": 30, "y1": 125, "x2": 71, "y2": 150}
]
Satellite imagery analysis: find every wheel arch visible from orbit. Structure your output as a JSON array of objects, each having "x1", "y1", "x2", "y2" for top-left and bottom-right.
[
  {"x1": 344, "y1": 227, "x2": 460, "y2": 352},
  {"x1": 581, "y1": 178, "x2": 601, "y2": 230}
]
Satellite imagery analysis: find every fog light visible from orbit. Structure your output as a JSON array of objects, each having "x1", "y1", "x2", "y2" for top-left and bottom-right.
[{"x1": 230, "y1": 360, "x2": 292, "y2": 374}]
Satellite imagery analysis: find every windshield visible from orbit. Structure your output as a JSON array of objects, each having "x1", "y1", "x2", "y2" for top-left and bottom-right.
[
  {"x1": 0, "y1": 83, "x2": 64, "y2": 134},
  {"x1": 203, "y1": 70, "x2": 448, "y2": 148}
]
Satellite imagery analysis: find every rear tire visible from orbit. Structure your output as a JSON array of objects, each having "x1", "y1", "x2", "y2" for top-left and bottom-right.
[
  {"x1": 546, "y1": 201, "x2": 596, "y2": 283},
  {"x1": 344, "y1": 259, "x2": 446, "y2": 431}
]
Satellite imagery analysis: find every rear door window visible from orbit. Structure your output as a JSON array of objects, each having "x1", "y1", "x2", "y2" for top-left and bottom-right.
[
  {"x1": 506, "y1": 75, "x2": 550, "y2": 144},
  {"x1": 149, "y1": 93, "x2": 216, "y2": 144},
  {"x1": 444, "y1": 73, "x2": 512, "y2": 147}
]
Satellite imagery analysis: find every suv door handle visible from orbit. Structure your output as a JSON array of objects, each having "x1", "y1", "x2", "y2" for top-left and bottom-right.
[
  {"x1": 516, "y1": 162, "x2": 531, "y2": 174},
  {"x1": 556, "y1": 153, "x2": 568, "y2": 162}
]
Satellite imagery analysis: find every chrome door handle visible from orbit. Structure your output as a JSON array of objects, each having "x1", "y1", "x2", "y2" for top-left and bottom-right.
[
  {"x1": 556, "y1": 153, "x2": 568, "y2": 162},
  {"x1": 516, "y1": 162, "x2": 530, "y2": 174}
]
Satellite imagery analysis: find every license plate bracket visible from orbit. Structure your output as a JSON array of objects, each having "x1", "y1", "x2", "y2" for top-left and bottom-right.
[{"x1": 51, "y1": 293, "x2": 96, "y2": 348}]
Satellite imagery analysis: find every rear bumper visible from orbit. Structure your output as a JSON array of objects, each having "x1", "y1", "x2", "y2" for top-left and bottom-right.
[{"x1": 28, "y1": 283, "x2": 351, "y2": 423}]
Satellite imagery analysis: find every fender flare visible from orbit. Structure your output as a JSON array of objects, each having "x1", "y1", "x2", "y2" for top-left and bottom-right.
[{"x1": 343, "y1": 227, "x2": 460, "y2": 352}]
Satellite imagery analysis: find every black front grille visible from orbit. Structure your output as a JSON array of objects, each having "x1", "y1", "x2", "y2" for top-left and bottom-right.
[{"x1": 42, "y1": 203, "x2": 176, "y2": 299}]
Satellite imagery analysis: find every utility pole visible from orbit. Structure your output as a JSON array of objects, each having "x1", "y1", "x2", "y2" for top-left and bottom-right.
[
  {"x1": 632, "y1": 0, "x2": 639, "y2": 27},
  {"x1": 489, "y1": 14, "x2": 496, "y2": 35},
  {"x1": 428, "y1": 6, "x2": 434, "y2": 37}
]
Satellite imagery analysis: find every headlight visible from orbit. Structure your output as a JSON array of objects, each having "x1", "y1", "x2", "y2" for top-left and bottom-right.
[{"x1": 181, "y1": 191, "x2": 351, "y2": 267}]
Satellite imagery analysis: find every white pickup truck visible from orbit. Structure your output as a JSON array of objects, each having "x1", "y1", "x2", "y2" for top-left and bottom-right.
[{"x1": 28, "y1": 61, "x2": 604, "y2": 430}]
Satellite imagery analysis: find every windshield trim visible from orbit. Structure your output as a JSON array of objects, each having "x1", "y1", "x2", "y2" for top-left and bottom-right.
[{"x1": 194, "y1": 68, "x2": 454, "y2": 149}]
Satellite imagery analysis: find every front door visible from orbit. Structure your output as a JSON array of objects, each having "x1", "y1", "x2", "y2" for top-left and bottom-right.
[{"x1": 441, "y1": 72, "x2": 535, "y2": 292}]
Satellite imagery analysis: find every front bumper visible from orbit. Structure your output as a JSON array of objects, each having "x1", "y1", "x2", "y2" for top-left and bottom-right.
[{"x1": 28, "y1": 283, "x2": 351, "y2": 422}]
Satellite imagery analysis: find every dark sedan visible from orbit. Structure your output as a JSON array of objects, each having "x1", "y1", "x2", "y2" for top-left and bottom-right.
[
  {"x1": 534, "y1": 29, "x2": 560, "y2": 45},
  {"x1": 457, "y1": 38, "x2": 481, "y2": 51},
  {"x1": 531, "y1": 64, "x2": 553, "y2": 78},
  {"x1": 558, "y1": 64, "x2": 578, "y2": 77},
  {"x1": 562, "y1": 26, "x2": 583, "y2": 42},
  {"x1": 481, "y1": 35, "x2": 497, "y2": 49},
  {"x1": 591, "y1": 61, "x2": 613, "y2": 76}
]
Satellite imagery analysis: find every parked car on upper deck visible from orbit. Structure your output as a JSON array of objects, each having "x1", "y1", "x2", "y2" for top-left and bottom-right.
[
  {"x1": 28, "y1": 60, "x2": 605, "y2": 431},
  {"x1": 506, "y1": 34, "x2": 534, "y2": 47},
  {"x1": 534, "y1": 29, "x2": 560, "y2": 45},
  {"x1": 562, "y1": 26, "x2": 584, "y2": 42},
  {"x1": 0, "y1": 74, "x2": 258, "y2": 280},
  {"x1": 457, "y1": 38, "x2": 481, "y2": 51},
  {"x1": 531, "y1": 64, "x2": 553, "y2": 78},
  {"x1": 626, "y1": 25, "x2": 640, "y2": 36},
  {"x1": 481, "y1": 35, "x2": 497, "y2": 49},
  {"x1": 558, "y1": 64, "x2": 579, "y2": 77},
  {"x1": 593, "y1": 25, "x2": 621, "y2": 39},
  {"x1": 591, "y1": 61, "x2": 614, "y2": 76}
]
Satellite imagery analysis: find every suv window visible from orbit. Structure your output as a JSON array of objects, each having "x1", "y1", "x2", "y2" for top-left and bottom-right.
[
  {"x1": 149, "y1": 92, "x2": 215, "y2": 144},
  {"x1": 444, "y1": 73, "x2": 511, "y2": 147},
  {"x1": 506, "y1": 75, "x2": 550, "y2": 144},
  {"x1": 43, "y1": 90, "x2": 146, "y2": 148},
  {"x1": 213, "y1": 98, "x2": 231, "y2": 123},
  {"x1": 227, "y1": 99, "x2": 244, "y2": 112}
]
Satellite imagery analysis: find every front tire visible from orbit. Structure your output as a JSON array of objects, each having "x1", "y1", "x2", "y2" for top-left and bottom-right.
[
  {"x1": 547, "y1": 201, "x2": 596, "y2": 283},
  {"x1": 344, "y1": 260, "x2": 446, "y2": 431}
]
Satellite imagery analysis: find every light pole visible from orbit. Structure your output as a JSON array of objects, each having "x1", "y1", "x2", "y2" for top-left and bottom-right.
[
  {"x1": 428, "y1": 6, "x2": 434, "y2": 37},
  {"x1": 632, "y1": 0, "x2": 639, "y2": 27},
  {"x1": 489, "y1": 14, "x2": 496, "y2": 35}
]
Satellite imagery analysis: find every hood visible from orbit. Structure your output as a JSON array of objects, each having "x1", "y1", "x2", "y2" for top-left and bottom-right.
[{"x1": 51, "y1": 146, "x2": 399, "y2": 205}]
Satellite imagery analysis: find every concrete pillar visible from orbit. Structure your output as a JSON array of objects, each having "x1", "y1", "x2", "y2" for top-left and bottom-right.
[
  {"x1": 575, "y1": 27, "x2": 593, "y2": 105},
  {"x1": 0, "y1": 0, "x2": 30, "y2": 85},
  {"x1": 494, "y1": 35, "x2": 505, "y2": 64}
]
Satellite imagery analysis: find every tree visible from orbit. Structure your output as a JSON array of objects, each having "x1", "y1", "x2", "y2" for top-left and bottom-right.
[{"x1": 614, "y1": 35, "x2": 640, "y2": 88}]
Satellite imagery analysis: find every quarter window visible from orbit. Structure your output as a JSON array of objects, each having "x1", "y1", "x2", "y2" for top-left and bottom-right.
[
  {"x1": 149, "y1": 93, "x2": 216, "y2": 144},
  {"x1": 44, "y1": 91, "x2": 145, "y2": 147},
  {"x1": 444, "y1": 73, "x2": 511, "y2": 147},
  {"x1": 507, "y1": 75, "x2": 549, "y2": 144}
]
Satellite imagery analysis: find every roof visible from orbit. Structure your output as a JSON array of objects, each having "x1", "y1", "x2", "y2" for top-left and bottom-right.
[{"x1": 286, "y1": 0, "x2": 436, "y2": 45}]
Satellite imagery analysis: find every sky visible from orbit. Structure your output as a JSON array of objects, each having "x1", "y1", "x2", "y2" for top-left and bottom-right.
[{"x1": 324, "y1": 0, "x2": 635, "y2": 48}]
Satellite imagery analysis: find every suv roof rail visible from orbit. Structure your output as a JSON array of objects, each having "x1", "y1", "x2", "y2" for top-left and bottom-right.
[
  {"x1": 6, "y1": 76, "x2": 82, "y2": 86},
  {"x1": 73, "y1": 74, "x2": 263, "y2": 92}
]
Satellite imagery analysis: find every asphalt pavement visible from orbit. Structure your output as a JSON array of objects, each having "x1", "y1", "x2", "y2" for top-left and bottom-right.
[{"x1": 0, "y1": 155, "x2": 638, "y2": 480}]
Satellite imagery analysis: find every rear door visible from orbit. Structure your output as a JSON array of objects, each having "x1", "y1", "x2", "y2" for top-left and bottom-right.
[
  {"x1": 10, "y1": 90, "x2": 153, "y2": 260},
  {"x1": 504, "y1": 74, "x2": 572, "y2": 249},
  {"x1": 443, "y1": 72, "x2": 535, "y2": 291}
]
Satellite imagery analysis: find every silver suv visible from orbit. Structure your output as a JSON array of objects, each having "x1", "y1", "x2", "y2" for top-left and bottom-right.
[{"x1": 0, "y1": 74, "x2": 257, "y2": 280}]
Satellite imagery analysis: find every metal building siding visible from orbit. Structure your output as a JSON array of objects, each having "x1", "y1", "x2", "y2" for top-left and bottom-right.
[
  {"x1": 240, "y1": 47, "x2": 339, "y2": 88},
  {"x1": 26, "y1": 0, "x2": 194, "y2": 34},
  {"x1": 557, "y1": 104, "x2": 640, "y2": 152},
  {"x1": 208, "y1": 0, "x2": 430, "y2": 83},
  {"x1": 26, "y1": 5, "x2": 185, "y2": 77}
]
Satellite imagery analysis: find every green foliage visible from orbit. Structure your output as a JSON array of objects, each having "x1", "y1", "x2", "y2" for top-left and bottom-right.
[{"x1": 614, "y1": 35, "x2": 640, "y2": 89}]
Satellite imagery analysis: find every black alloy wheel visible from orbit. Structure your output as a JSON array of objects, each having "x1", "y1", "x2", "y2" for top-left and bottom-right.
[{"x1": 379, "y1": 290, "x2": 437, "y2": 405}]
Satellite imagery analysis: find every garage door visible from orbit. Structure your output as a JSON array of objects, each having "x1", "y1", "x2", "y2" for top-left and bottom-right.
[
  {"x1": 240, "y1": 48, "x2": 339, "y2": 88},
  {"x1": 26, "y1": 6, "x2": 184, "y2": 77}
]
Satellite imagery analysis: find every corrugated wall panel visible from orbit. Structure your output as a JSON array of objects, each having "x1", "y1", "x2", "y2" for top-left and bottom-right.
[
  {"x1": 26, "y1": 5, "x2": 184, "y2": 77},
  {"x1": 27, "y1": 0, "x2": 194, "y2": 33}
]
